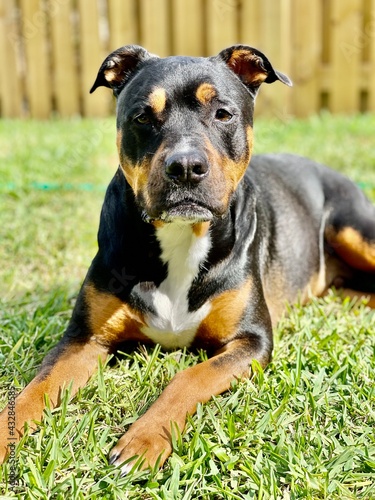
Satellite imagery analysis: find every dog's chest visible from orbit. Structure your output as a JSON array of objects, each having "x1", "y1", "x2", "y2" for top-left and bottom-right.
[{"x1": 134, "y1": 223, "x2": 211, "y2": 349}]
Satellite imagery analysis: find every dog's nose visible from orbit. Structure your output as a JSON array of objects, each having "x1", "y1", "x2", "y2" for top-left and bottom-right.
[{"x1": 165, "y1": 153, "x2": 209, "y2": 184}]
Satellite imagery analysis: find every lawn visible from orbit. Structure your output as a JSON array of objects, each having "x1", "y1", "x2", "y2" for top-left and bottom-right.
[{"x1": 0, "y1": 114, "x2": 374, "y2": 499}]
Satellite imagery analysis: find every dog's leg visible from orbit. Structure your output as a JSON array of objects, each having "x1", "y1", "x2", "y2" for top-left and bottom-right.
[
  {"x1": 0, "y1": 336, "x2": 108, "y2": 462},
  {"x1": 109, "y1": 336, "x2": 270, "y2": 473},
  {"x1": 0, "y1": 278, "x2": 147, "y2": 463},
  {"x1": 324, "y1": 175, "x2": 375, "y2": 275}
]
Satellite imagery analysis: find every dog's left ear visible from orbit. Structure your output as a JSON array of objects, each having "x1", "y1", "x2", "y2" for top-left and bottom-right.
[
  {"x1": 217, "y1": 45, "x2": 292, "y2": 91},
  {"x1": 90, "y1": 45, "x2": 157, "y2": 96}
]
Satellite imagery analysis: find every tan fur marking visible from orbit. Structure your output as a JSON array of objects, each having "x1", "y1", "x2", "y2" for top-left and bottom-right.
[
  {"x1": 227, "y1": 50, "x2": 268, "y2": 86},
  {"x1": 195, "y1": 83, "x2": 217, "y2": 105},
  {"x1": 104, "y1": 68, "x2": 120, "y2": 83},
  {"x1": 152, "y1": 220, "x2": 165, "y2": 229},
  {"x1": 192, "y1": 221, "x2": 210, "y2": 237},
  {"x1": 116, "y1": 128, "x2": 122, "y2": 151},
  {"x1": 196, "y1": 279, "x2": 252, "y2": 346},
  {"x1": 85, "y1": 284, "x2": 147, "y2": 345},
  {"x1": 118, "y1": 140, "x2": 167, "y2": 210},
  {"x1": 326, "y1": 226, "x2": 375, "y2": 272},
  {"x1": 118, "y1": 155, "x2": 150, "y2": 199},
  {"x1": 204, "y1": 135, "x2": 252, "y2": 209},
  {"x1": 149, "y1": 87, "x2": 167, "y2": 114},
  {"x1": 246, "y1": 126, "x2": 254, "y2": 158}
]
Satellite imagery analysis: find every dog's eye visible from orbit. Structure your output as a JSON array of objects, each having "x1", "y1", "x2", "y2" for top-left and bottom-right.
[
  {"x1": 215, "y1": 109, "x2": 233, "y2": 122},
  {"x1": 134, "y1": 113, "x2": 151, "y2": 125}
]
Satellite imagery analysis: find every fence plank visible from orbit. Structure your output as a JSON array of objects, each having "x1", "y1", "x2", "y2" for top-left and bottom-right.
[
  {"x1": 139, "y1": 0, "x2": 170, "y2": 56},
  {"x1": 240, "y1": 0, "x2": 262, "y2": 47},
  {"x1": 368, "y1": 0, "x2": 375, "y2": 112},
  {"x1": 255, "y1": 0, "x2": 293, "y2": 118},
  {"x1": 291, "y1": 0, "x2": 322, "y2": 117},
  {"x1": 329, "y1": 0, "x2": 362, "y2": 113},
  {"x1": 172, "y1": 0, "x2": 204, "y2": 55},
  {"x1": 0, "y1": 0, "x2": 23, "y2": 117},
  {"x1": 108, "y1": 0, "x2": 138, "y2": 51},
  {"x1": 78, "y1": 0, "x2": 109, "y2": 117},
  {"x1": 50, "y1": 0, "x2": 80, "y2": 116},
  {"x1": 20, "y1": 0, "x2": 51, "y2": 118},
  {"x1": 206, "y1": 0, "x2": 239, "y2": 54}
]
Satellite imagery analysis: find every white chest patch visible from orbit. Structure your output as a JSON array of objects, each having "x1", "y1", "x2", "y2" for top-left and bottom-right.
[{"x1": 134, "y1": 222, "x2": 212, "y2": 349}]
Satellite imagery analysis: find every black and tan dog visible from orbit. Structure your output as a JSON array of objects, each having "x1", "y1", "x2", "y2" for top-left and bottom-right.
[{"x1": 1, "y1": 45, "x2": 375, "y2": 472}]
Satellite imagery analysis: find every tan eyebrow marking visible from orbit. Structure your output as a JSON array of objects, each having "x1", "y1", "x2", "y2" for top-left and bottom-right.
[
  {"x1": 148, "y1": 87, "x2": 167, "y2": 114},
  {"x1": 195, "y1": 83, "x2": 217, "y2": 105}
]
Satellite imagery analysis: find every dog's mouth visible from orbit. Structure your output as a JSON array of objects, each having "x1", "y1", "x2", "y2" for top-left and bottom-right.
[
  {"x1": 162, "y1": 201, "x2": 214, "y2": 222},
  {"x1": 143, "y1": 199, "x2": 215, "y2": 223}
]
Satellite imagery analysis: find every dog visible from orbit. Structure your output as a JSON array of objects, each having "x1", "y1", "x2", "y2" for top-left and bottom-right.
[{"x1": 1, "y1": 45, "x2": 374, "y2": 474}]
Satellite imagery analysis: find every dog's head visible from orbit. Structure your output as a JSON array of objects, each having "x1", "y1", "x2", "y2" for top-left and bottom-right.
[{"x1": 91, "y1": 45, "x2": 291, "y2": 223}]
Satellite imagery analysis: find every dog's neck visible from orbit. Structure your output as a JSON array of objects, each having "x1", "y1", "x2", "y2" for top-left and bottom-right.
[{"x1": 155, "y1": 221, "x2": 211, "y2": 288}]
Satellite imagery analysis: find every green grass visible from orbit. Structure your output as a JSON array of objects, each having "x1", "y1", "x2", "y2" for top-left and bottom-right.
[{"x1": 0, "y1": 114, "x2": 375, "y2": 499}]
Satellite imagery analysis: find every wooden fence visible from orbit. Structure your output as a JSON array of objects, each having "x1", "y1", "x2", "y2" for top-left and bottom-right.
[{"x1": 0, "y1": 0, "x2": 374, "y2": 118}]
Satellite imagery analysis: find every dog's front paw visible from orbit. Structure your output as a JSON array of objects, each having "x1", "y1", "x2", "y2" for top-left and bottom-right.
[
  {"x1": 0, "y1": 409, "x2": 13, "y2": 463},
  {"x1": 109, "y1": 416, "x2": 173, "y2": 474},
  {"x1": 0, "y1": 440, "x2": 9, "y2": 464}
]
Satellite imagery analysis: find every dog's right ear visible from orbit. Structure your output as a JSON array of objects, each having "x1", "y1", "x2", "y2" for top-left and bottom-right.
[
  {"x1": 90, "y1": 45, "x2": 157, "y2": 96},
  {"x1": 217, "y1": 45, "x2": 292, "y2": 92}
]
